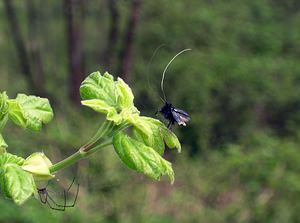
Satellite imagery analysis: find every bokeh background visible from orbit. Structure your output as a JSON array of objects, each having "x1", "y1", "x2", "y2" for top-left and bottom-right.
[{"x1": 1, "y1": 0, "x2": 300, "y2": 222}]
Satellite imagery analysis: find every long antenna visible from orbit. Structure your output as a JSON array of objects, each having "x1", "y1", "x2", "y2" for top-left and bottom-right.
[
  {"x1": 161, "y1": 48, "x2": 192, "y2": 101},
  {"x1": 146, "y1": 44, "x2": 166, "y2": 102}
]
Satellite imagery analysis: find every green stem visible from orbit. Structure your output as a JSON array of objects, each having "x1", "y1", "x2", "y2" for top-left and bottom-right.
[
  {"x1": 49, "y1": 120, "x2": 131, "y2": 174},
  {"x1": 83, "y1": 120, "x2": 114, "y2": 151},
  {"x1": 85, "y1": 138, "x2": 112, "y2": 156},
  {"x1": 49, "y1": 139, "x2": 112, "y2": 173},
  {"x1": 49, "y1": 120, "x2": 116, "y2": 173},
  {"x1": 49, "y1": 150, "x2": 82, "y2": 173}
]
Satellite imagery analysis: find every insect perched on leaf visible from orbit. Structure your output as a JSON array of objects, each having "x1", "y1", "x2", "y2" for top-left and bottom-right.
[
  {"x1": 156, "y1": 49, "x2": 191, "y2": 128},
  {"x1": 37, "y1": 177, "x2": 79, "y2": 211}
]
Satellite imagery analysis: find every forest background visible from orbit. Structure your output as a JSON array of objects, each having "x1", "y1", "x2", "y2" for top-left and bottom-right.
[{"x1": 1, "y1": 0, "x2": 300, "y2": 222}]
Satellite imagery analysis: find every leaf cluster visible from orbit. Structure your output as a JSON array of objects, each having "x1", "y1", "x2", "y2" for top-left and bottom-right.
[
  {"x1": 80, "y1": 72, "x2": 181, "y2": 183},
  {"x1": 0, "y1": 71, "x2": 182, "y2": 206}
]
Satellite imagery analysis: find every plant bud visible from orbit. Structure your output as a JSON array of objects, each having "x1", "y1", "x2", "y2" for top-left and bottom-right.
[{"x1": 22, "y1": 152, "x2": 54, "y2": 181}]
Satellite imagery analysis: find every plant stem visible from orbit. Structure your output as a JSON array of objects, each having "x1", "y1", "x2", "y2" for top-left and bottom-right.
[
  {"x1": 49, "y1": 120, "x2": 116, "y2": 173},
  {"x1": 85, "y1": 138, "x2": 112, "y2": 156},
  {"x1": 82, "y1": 120, "x2": 114, "y2": 151},
  {"x1": 49, "y1": 150, "x2": 81, "y2": 173},
  {"x1": 49, "y1": 120, "x2": 131, "y2": 174},
  {"x1": 49, "y1": 139, "x2": 112, "y2": 173}
]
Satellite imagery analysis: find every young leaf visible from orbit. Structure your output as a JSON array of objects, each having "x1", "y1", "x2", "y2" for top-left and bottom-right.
[
  {"x1": 0, "y1": 153, "x2": 35, "y2": 205},
  {"x1": 8, "y1": 94, "x2": 53, "y2": 131},
  {"x1": 22, "y1": 152, "x2": 55, "y2": 181},
  {"x1": 80, "y1": 72, "x2": 139, "y2": 124},
  {"x1": 0, "y1": 115, "x2": 8, "y2": 133},
  {"x1": 0, "y1": 92, "x2": 9, "y2": 132},
  {"x1": 0, "y1": 92, "x2": 9, "y2": 117},
  {"x1": 0, "y1": 152, "x2": 25, "y2": 167},
  {"x1": 81, "y1": 99, "x2": 122, "y2": 124},
  {"x1": 0, "y1": 134, "x2": 7, "y2": 155},
  {"x1": 113, "y1": 132, "x2": 175, "y2": 183},
  {"x1": 148, "y1": 118, "x2": 181, "y2": 152},
  {"x1": 80, "y1": 71, "x2": 119, "y2": 108},
  {"x1": 131, "y1": 116, "x2": 181, "y2": 154},
  {"x1": 1, "y1": 163, "x2": 36, "y2": 205},
  {"x1": 7, "y1": 100, "x2": 27, "y2": 128},
  {"x1": 132, "y1": 117, "x2": 165, "y2": 155},
  {"x1": 160, "y1": 126, "x2": 181, "y2": 152},
  {"x1": 115, "y1": 77, "x2": 135, "y2": 109}
]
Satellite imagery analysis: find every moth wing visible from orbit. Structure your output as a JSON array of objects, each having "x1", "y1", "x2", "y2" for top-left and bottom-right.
[
  {"x1": 172, "y1": 108, "x2": 190, "y2": 126},
  {"x1": 173, "y1": 108, "x2": 190, "y2": 117}
]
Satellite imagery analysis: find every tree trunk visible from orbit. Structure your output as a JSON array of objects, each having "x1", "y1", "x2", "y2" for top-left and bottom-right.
[
  {"x1": 64, "y1": 0, "x2": 85, "y2": 104},
  {"x1": 103, "y1": 0, "x2": 120, "y2": 72},
  {"x1": 118, "y1": 0, "x2": 142, "y2": 82},
  {"x1": 3, "y1": 0, "x2": 36, "y2": 94},
  {"x1": 26, "y1": 0, "x2": 47, "y2": 97}
]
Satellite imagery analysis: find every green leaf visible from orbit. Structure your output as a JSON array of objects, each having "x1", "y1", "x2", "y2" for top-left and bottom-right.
[
  {"x1": 80, "y1": 71, "x2": 119, "y2": 109},
  {"x1": 0, "y1": 92, "x2": 9, "y2": 132},
  {"x1": 0, "y1": 92, "x2": 9, "y2": 118},
  {"x1": 1, "y1": 163, "x2": 35, "y2": 205},
  {"x1": 0, "y1": 153, "x2": 35, "y2": 205},
  {"x1": 22, "y1": 152, "x2": 55, "y2": 181},
  {"x1": 113, "y1": 132, "x2": 175, "y2": 183},
  {"x1": 8, "y1": 94, "x2": 53, "y2": 131},
  {"x1": 116, "y1": 77, "x2": 135, "y2": 109},
  {"x1": 80, "y1": 72, "x2": 139, "y2": 124},
  {"x1": 132, "y1": 117, "x2": 165, "y2": 155},
  {"x1": 0, "y1": 134, "x2": 7, "y2": 155},
  {"x1": 130, "y1": 116, "x2": 181, "y2": 154},
  {"x1": 160, "y1": 126, "x2": 181, "y2": 152},
  {"x1": 81, "y1": 99, "x2": 122, "y2": 124},
  {"x1": 0, "y1": 152, "x2": 25, "y2": 167},
  {"x1": 7, "y1": 100, "x2": 27, "y2": 128}
]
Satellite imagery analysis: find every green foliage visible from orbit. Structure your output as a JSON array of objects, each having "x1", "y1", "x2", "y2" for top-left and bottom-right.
[
  {"x1": 2, "y1": 164, "x2": 36, "y2": 205},
  {"x1": 80, "y1": 72, "x2": 119, "y2": 108},
  {"x1": 80, "y1": 72, "x2": 180, "y2": 183},
  {"x1": 80, "y1": 71, "x2": 139, "y2": 125},
  {"x1": 0, "y1": 71, "x2": 182, "y2": 207},
  {"x1": 0, "y1": 152, "x2": 25, "y2": 166},
  {"x1": 1, "y1": 0, "x2": 300, "y2": 222},
  {"x1": 0, "y1": 153, "x2": 35, "y2": 205},
  {"x1": 0, "y1": 92, "x2": 54, "y2": 204},
  {"x1": 0, "y1": 92, "x2": 9, "y2": 132},
  {"x1": 0, "y1": 92, "x2": 60, "y2": 204},
  {"x1": 8, "y1": 94, "x2": 53, "y2": 131},
  {"x1": 113, "y1": 132, "x2": 174, "y2": 183},
  {"x1": 132, "y1": 116, "x2": 181, "y2": 155},
  {"x1": 190, "y1": 134, "x2": 300, "y2": 222}
]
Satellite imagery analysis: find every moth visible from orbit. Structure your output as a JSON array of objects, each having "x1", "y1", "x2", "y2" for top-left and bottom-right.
[{"x1": 157, "y1": 49, "x2": 191, "y2": 128}]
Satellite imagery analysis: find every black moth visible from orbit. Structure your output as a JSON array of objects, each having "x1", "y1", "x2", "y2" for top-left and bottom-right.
[
  {"x1": 157, "y1": 49, "x2": 191, "y2": 128},
  {"x1": 158, "y1": 102, "x2": 190, "y2": 128}
]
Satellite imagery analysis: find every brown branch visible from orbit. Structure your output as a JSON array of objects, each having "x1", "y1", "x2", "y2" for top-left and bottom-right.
[
  {"x1": 118, "y1": 0, "x2": 142, "y2": 82},
  {"x1": 26, "y1": 0, "x2": 47, "y2": 97},
  {"x1": 3, "y1": 0, "x2": 35, "y2": 93},
  {"x1": 103, "y1": 0, "x2": 120, "y2": 71},
  {"x1": 64, "y1": 0, "x2": 85, "y2": 104}
]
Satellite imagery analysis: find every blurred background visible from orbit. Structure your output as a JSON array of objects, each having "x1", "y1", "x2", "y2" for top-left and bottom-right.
[{"x1": 1, "y1": 0, "x2": 300, "y2": 222}]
